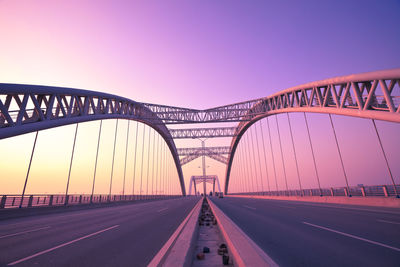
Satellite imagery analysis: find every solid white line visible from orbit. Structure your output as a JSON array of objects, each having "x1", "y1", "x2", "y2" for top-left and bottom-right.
[
  {"x1": 157, "y1": 208, "x2": 168, "y2": 212},
  {"x1": 303, "y1": 221, "x2": 400, "y2": 252},
  {"x1": 377, "y1": 219, "x2": 400, "y2": 225},
  {"x1": 285, "y1": 201, "x2": 400, "y2": 215},
  {"x1": 7, "y1": 225, "x2": 119, "y2": 266},
  {"x1": 0, "y1": 226, "x2": 51, "y2": 239},
  {"x1": 243, "y1": 205, "x2": 256, "y2": 210}
]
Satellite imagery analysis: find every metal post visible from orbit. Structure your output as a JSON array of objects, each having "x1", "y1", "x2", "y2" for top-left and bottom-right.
[
  {"x1": 65, "y1": 123, "x2": 79, "y2": 205},
  {"x1": 91, "y1": 120, "x2": 102, "y2": 202},
  {"x1": 266, "y1": 117, "x2": 279, "y2": 191},
  {"x1": 287, "y1": 113, "x2": 303, "y2": 194},
  {"x1": 123, "y1": 120, "x2": 130, "y2": 196},
  {"x1": 20, "y1": 131, "x2": 39, "y2": 208},
  {"x1": 275, "y1": 115, "x2": 289, "y2": 193},
  {"x1": 303, "y1": 113, "x2": 322, "y2": 196},
  {"x1": 372, "y1": 119, "x2": 398, "y2": 197},
  {"x1": 109, "y1": 119, "x2": 119, "y2": 200},
  {"x1": 0, "y1": 196, "x2": 6, "y2": 209},
  {"x1": 329, "y1": 114, "x2": 351, "y2": 196},
  {"x1": 213, "y1": 178, "x2": 216, "y2": 195},
  {"x1": 132, "y1": 122, "x2": 139, "y2": 195}
]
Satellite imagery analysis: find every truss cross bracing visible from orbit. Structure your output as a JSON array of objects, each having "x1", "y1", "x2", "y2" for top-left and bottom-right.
[{"x1": 1, "y1": 68, "x2": 400, "y2": 196}]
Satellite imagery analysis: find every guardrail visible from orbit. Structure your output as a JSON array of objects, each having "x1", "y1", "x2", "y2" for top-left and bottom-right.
[
  {"x1": 231, "y1": 184, "x2": 400, "y2": 198},
  {"x1": 0, "y1": 194, "x2": 182, "y2": 209}
]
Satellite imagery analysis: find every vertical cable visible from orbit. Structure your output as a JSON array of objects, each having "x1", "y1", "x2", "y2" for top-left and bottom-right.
[
  {"x1": 267, "y1": 117, "x2": 279, "y2": 192},
  {"x1": 109, "y1": 119, "x2": 119, "y2": 200},
  {"x1": 151, "y1": 129, "x2": 155, "y2": 195},
  {"x1": 254, "y1": 123, "x2": 265, "y2": 193},
  {"x1": 91, "y1": 120, "x2": 102, "y2": 202},
  {"x1": 372, "y1": 119, "x2": 398, "y2": 197},
  {"x1": 304, "y1": 113, "x2": 322, "y2": 195},
  {"x1": 20, "y1": 131, "x2": 39, "y2": 208},
  {"x1": 241, "y1": 140, "x2": 250, "y2": 192},
  {"x1": 237, "y1": 146, "x2": 245, "y2": 193},
  {"x1": 163, "y1": 142, "x2": 166, "y2": 195},
  {"x1": 166, "y1": 148, "x2": 170, "y2": 195},
  {"x1": 259, "y1": 120, "x2": 271, "y2": 192},
  {"x1": 243, "y1": 134, "x2": 254, "y2": 192},
  {"x1": 155, "y1": 134, "x2": 160, "y2": 195},
  {"x1": 329, "y1": 114, "x2": 350, "y2": 194},
  {"x1": 123, "y1": 120, "x2": 130, "y2": 196},
  {"x1": 140, "y1": 124, "x2": 146, "y2": 197},
  {"x1": 65, "y1": 123, "x2": 79, "y2": 204},
  {"x1": 132, "y1": 122, "x2": 139, "y2": 195},
  {"x1": 275, "y1": 115, "x2": 289, "y2": 192},
  {"x1": 146, "y1": 127, "x2": 151, "y2": 195},
  {"x1": 287, "y1": 113, "x2": 302, "y2": 193},
  {"x1": 249, "y1": 127, "x2": 260, "y2": 192}
]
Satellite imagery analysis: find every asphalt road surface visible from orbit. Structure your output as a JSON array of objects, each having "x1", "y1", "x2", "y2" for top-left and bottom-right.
[
  {"x1": 0, "y1": 197, "x2": 199, "y2": 267},
  {"x1": 210, "y1": 197, "x2": 400, "y2": 267}
]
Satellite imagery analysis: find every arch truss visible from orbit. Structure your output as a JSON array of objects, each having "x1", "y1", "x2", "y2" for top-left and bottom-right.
[{"x1": 1, "y1": 68, "x2": 400, "y2": 196}]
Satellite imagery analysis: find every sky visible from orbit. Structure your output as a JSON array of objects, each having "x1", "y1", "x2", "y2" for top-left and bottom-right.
[{"x1": 0, "y1": 0, "x2": 399, "y2": 195}]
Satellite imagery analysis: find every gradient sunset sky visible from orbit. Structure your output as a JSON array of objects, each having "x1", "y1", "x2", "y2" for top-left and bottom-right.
[{"x1": 0, "y1": 0, "x2": 399, "y2": 195}]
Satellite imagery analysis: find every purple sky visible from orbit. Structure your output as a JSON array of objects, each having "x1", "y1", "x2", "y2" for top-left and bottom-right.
[
  {"x1": 0, "y1": 0, "x2": 399, "y2": 194},
  {"x1": 1, "y1": 0, "x2": 399, "y2": 108}
]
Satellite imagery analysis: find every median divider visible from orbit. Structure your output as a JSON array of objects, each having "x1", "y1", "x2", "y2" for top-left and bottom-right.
[
  {"x1": 148, "y1": 197, "x2": 203, "y2": 267},
  {"x1": 207, "y1": 197, "x2": 278, "y2": 267}
]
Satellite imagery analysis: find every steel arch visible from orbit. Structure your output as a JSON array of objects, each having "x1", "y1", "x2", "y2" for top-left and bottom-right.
[
  {"x1": 224, "y1": 68, "x2": 400, "y2": 194},
  {"x1": 0, "y1": 84, "x2": 186, "y2": 196}
]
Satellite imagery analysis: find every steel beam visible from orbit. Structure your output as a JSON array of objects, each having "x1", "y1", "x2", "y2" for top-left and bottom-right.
[{"x1": 168, "y1": 127, "x2": 237, "y2": 139}]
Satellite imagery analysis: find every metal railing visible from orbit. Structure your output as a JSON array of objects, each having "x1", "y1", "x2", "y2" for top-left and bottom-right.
[
  {"x1": 230, "y1": 184, "x2": 400, "y2": 198},
  {"x1": 0, "y1": 194, "x2": 182, "y2": 209}
]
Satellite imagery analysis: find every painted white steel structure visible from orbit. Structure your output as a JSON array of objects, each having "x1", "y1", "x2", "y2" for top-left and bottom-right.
[
  {"x1": 188, "y1": 175, "x2": 222, "y2": 196},
  {"x1": 1, "y1": 68, "x2": 400, "y2": 195},
  {"x1": 0, "y1": 84, "x2": 186, "y2": 195}
]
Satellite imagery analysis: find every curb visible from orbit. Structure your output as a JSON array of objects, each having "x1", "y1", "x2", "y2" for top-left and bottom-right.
[
  {"x1": 207, "y1": 197, "x2": 278, "y2": 267},
  {"x1": 148, "y1": 197, "x2": 203, "y2": 267}
]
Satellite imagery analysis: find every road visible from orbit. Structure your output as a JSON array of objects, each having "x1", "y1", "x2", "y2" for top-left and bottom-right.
[
  {"x1": 0, "y1": 197, "x2": 199, "y2": 267},
  {"x1": 210, "y1": 197, "x2": 400, "y2": 267}
]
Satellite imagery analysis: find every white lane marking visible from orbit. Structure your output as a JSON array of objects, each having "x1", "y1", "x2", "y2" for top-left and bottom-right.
[
  {"x1": 0, "y1": 199, "x2": 170, "y2": 227},
  {"x1": 283, "y1": 201, "x2": 400, "y2": 215},
  {"x1": 7, "y1": 225, "x2": 119, "y2": 266},
  {"x1": 243, "y1": 205, "x2": 256, "y2": 210},
  {"x1": 303, "y1": 222, "x2": 400, "y2": 252},
  {"x1": 157, "y1": 208, "x2": 168, "y2": 212},
  {"x1": 0, "y1": 226, "x2": 51, "y2": 239},
  {"x1": 377, "y1": 219, "x2": 400, "y2": 225}
]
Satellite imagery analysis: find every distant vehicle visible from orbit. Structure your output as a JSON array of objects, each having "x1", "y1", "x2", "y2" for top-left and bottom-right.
[{"x1": 218, "y1": 192, "x2": 223, "y2": 198}]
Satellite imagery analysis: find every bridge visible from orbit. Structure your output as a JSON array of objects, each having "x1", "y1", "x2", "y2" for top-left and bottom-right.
[{"x1": 0, "y1": 69, "x2": 399, "y2": 266}]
